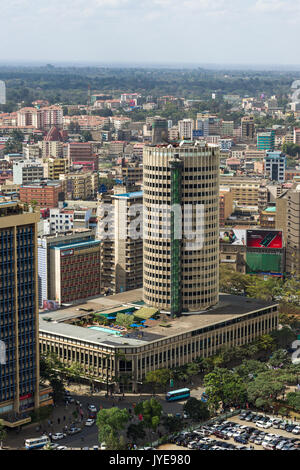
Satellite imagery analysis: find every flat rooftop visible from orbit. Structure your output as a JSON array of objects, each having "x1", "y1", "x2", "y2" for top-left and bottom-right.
[{"x1": 39, "y1": 289, "x2": 277, "y2": 349}]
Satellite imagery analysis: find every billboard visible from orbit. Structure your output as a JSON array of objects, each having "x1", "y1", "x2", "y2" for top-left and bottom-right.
[
  {"x1": 246, "y1": 230, "x2": 283, "y2": 249},
  {"x1": 220, "y1": 229, "x2": 246, "y2": 246},
  {"x1": 246, "y1": 252, "x2": 283, "y2": 277},
  {"x1": 43, "y1": 300, "x2": 59, "y2": 311}
]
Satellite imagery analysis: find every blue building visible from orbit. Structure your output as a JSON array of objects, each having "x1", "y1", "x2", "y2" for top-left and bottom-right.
[
  {"x1": 265, "y1": 151, "x2": 286, "y2": 182},
  {"x1": 0, "y1": 203, "x2": 45, "y2": 423}
]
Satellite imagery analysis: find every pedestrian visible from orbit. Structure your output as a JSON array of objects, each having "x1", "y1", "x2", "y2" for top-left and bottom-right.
[
  {"x1": 58, "y1": 417, "x2": 60, "y2": 425},
  {"x1": 63, "y1": 416, "x2": 66, "y2": 422}
]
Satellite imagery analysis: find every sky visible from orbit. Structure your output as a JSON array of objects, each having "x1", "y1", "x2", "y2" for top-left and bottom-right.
[{"x1": 1, "y1": 0, "x2": 300, "y2": 66}]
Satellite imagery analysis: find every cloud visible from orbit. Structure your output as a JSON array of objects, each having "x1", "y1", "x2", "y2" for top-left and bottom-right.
[{"x1": 253, "y1": 0, "x2": 300, "y2": 13}]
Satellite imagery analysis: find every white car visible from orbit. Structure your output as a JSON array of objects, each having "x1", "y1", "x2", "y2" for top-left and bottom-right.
[
  {"x1": 292, "y1": 426, "x2": 300, "y2": 435},
  {"x1": 88, "y1": 405, "x2": 97, "y2": 412},
  {"x1": 100, "y1": 442, "x2": 107, "y2": 450},
  {"x1": 56, "y1": 446, "x2": 68, "y2": 451},
  {"x1": 52, "y1": 433, "x2": 65, "y2": 441},
  {"x1": 85, "y1": 419, "x2": 95, "y2": 427}
]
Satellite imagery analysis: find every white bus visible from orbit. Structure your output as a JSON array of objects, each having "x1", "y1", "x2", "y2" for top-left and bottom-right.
[{"x1": 25, "y1": 435, "x2": 50, "y2": 450}]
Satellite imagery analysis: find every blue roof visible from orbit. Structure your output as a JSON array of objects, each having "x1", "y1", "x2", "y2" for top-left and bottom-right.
[
  {"x1": 113, "y1": 191, "x2": 143, "y2": 199},
  {"x1": 52, "y1": 240, "x2": 101, "y2": 250}
]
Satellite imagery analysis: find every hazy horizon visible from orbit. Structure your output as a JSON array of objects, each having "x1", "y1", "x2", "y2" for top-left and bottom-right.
[{"x1": 1, "y1": 1, "x2": 300, "y2": 65}]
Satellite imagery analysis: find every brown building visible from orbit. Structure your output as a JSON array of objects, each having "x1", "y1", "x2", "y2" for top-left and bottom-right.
[
  {"x1": 49, "y1": 238, "x2": 101, "y2": 304},
  {"x1": 241, "y1": 116, "x2": 255, "y2": 140},
  {"x1": 19, "y1": 181, "x2": 65, "y2": 208},
  {"x1": 219, "y1": 188, "x2": 234, "y2": 226}
]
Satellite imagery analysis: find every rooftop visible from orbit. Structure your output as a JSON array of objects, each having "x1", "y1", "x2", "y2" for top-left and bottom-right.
[
  {"x1": 113, "y1": 191, "x2": 143, "y2": 199},
  {"x1": 39, "y1": 289, "x2": 277, "y2": 349}
]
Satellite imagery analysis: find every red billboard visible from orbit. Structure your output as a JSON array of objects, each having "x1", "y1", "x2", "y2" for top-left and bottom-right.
[{"x1": 246, "y1": 230, "x2": 283, "y2": 249}]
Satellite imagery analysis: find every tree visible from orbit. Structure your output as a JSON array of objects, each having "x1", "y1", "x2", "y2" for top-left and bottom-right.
[
  {"x1": 271, "y1": 327, "x2": 297, "y2": 349},
  {"x1": 96, "y1": 407, "x2": 130, "y2": 450},
  {"x1": 81, "y1": 131, "x2": 93, "y2": 142},
  {"x1": 204, "y1": 368, "x2": 247, "y2": 411},
  {"x1": 134, "y1": 398, "x2": 162, "y2": 432},
  {"x1": 127, "y1": 422, "x2": 146, "y2": 443},
  {"x1": 256, "y1": 334, "x2": 276, "y2": 352},
  {"x1": 115, "y1": 313, "x2": 134, "y2": 329},
  {"x1": 162, "y1": 416, "x2": 182, "y2": 433},
  {"x1": 247, "y1": 370, "x2": 286, "y2": 410},
  {"x1": 268, "y1": 349, "x2": 291, "y2": 369},
  {"x1": 183, "y1": 398, "x2": 210, "y2": 422},
  {"x1": 286, "y1": 392, "x2": 300, "y2": 411},
  {"x1": 145, "y1": 369, "x2": 172, "y2": 394},
  {"x1": 219, "y1": 265, "x2": 253, "y2": 295},
  {"x1": 40, "y1": 352, "x2": 65, "y2": 402},
  {"x1": 0, "y1": 420, "x2": 7, "y2": 449},
  {"x1": 235, "y1": 359, "x2": 268, "y2": 381}
]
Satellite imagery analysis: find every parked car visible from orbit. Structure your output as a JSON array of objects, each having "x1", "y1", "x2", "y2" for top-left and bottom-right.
[
  {"x1": 85, "y1": 419, "x2": 95, "y2": 427},
  {"x1": 88, "y1": 405, "x2": 97, "y2": 412},
  {"x1": 52, "y1": 433, "x2": 65, "y2": 441},
  {"x1": 68, "y1": 427, "x2": 81, "y2": 435}
]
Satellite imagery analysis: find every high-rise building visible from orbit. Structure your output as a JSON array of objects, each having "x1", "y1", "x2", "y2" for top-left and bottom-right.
[
  {"x1": 241, "y1": 116, "x2": 255, "y2": 140},
  {"x1": 0, "y1": 81, "x2": 6, "y2": 105},
  {"x1": 178, "y1": 119, "x2": 194, "y2": 140},
  {"x1": 0, "y1": 202, "x2": 40, "y2": 418},
  {"x1": 38, "y1": 229, "x2": 96, "y2": 306},
  {"x1": 257, "y1": 131, "x2": 275, "y2": 151},
  {"x1": 152, "y1": 117, "x2": 168, "y2": 144},
  {"x1": 264, "y1": 151, "x2": 286, "y2": 183},
  {"x1": 143, "y1": 141, "x2": 219, "y2": 315},
  {"x1": 98, "y1": 190, "x2": 143, "y2": 294}
]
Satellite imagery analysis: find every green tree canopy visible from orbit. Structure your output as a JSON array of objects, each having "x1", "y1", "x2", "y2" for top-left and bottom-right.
[
  {"x1": 134, "y1": 398, "x2": 162, "y2": 431},
  {"x1": 204, "y1": 368, "x2": 247, "y2": 411},
  {"x1": 183, "y1": 397, "x2": 210, "y2": 422},
  {"x1": 96, "y1": 407, "x2": 130, "y2": 450}
]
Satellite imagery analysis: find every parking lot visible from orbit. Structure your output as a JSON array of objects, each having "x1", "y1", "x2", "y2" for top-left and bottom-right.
[{"x1": 168, "y1": 410, "x2": 300, "y2": 451}]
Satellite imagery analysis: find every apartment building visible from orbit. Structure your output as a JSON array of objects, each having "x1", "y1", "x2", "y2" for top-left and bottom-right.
[
  {"x1": 220, "y1": 177, "x2": 263, "y2": 207},
  {"x1": 13, "y1": 160, "x2": 44, "y2": 185},
  {"x1": 98, "y1": 190, "x2": 143, "y2": 295}
]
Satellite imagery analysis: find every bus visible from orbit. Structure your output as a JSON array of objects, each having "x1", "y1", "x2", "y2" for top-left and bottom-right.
[
  {"x1": 166, "y1": 388, "x2": 190, "y2": 402},
  {"x1": 24, "y1": 435, "x2": 50, "y2": 450}
]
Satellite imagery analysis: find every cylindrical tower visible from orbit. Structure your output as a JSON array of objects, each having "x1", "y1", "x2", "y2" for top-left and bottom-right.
[{"x1": 143, "y1": 141, "x2": 219, "y2": 315}]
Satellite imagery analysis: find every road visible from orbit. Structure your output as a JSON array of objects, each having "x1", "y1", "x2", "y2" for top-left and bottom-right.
[{"x1": 5, "y1": 383, "x2": 204, "y2": 450}]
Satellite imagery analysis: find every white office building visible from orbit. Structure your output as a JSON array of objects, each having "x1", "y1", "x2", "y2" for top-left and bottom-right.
[
  {"x1": 13, "y1": 160, "x2": 44, "y2": 185},
  {"x1": 178, "y1": 119, "x2": 194, "y2": 140}
]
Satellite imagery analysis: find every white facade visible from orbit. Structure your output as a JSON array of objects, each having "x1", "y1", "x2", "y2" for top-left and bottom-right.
[
  {"x1": 48, "y1": 208, "x2": 74, "y2": 234},
  {"x1": 178, "y1": 119, "x2": 194, "y2": 140},
  {"x1": 13, "y1": 160, "x2": 44, "y2": 185}
]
